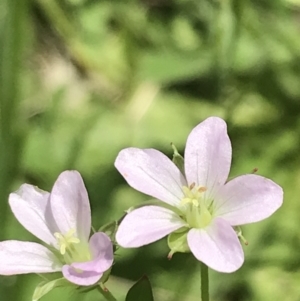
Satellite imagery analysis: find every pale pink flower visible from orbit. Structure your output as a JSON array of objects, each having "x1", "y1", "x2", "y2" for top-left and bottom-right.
[
  {"x1": 0, "y1": 171, "x2": 113, "y2": 286},
  {"x1": 115, "y1": 117, "x2": 283, "y2": 272}
]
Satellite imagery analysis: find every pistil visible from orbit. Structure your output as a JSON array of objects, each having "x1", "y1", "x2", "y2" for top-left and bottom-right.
[
  {"x1": 54, "y1": 229, "x2": 91, "y2": 264},
  {"x1": 180, "y1": 184, "x2": 212, "y2": 229},
  {"x1": 54, "y1": 229, "x2": 80, "y2": 255}
]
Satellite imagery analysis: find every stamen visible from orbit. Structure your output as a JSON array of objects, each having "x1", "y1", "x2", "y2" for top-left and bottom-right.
[
  {"x1": 198, "y1": 203, "x2": 212, "y2": 228},
  {"x1": 192, "y1": 199, "x2": 199, "y2": 207},
  {"x1": 180, "y1": 184, "x2": 212, "y2": 229},
  {"x1": 182, "y1": 186, "x2": 190, "y2": 196},
  {"x1": 181, "y1": 197, "x2": 192, "y2": 205},
  {"x1": 198, "y1": 187, "x2": 207, "y2": 193},
  {"x1": 54, "y1": 229, "x2": 80, "y2": 255},
  {"x1": 189, "y1": 182, "x2": 196, "y2": 190}
]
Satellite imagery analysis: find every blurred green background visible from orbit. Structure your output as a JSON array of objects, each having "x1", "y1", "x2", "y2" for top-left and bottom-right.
[{"x1": 1, "y1": 0, "x2": 300, "y2": 300}]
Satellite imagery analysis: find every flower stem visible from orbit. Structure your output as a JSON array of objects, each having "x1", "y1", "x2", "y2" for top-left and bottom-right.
[
  {"x1": 97, "y1": 284, "x2": 117, "y2": 301},
  {"x1": 200, "y1": 262, "x2": 209, "y2": 301}
]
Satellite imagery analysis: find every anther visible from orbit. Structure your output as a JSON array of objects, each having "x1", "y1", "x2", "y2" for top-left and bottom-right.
[
  {"x1": 252, "y1": 168, "x2": 258, "y2": 174},
  {"x1": 54, "y1": 229, "x2": 80, "y2": 255},
  {"x1": 189, "y1": 183, "x2": 196, "y2": 190},
  {"x1": 198, "y1": 187, "x2": 207, "y2": 193}
]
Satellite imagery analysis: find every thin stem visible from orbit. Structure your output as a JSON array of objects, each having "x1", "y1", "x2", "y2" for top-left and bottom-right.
[
  {"x1": 200, "y1": 262, "x2": 209, "y2": 301},
  {"x1": 97, "y1": 284, "x2": 117, "y2": 301},
  {"x1": 0, "y1": 0, "x2": 26, "y2": 242}
]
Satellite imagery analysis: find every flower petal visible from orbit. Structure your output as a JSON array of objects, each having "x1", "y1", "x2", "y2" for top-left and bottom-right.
[
  {"x1": 184, "y1": 117, "x2": 232, "y2": 198},
  {"x1": 50, "y1": 171, "x2": 91, "y2": 241},
  {"x1": 214, "y1": 174, "x2": 283, "y2": 225},
  {"x1": 62, "y1": 265, "x2": 102, "y2": 286},
  {"x1": 115, "y1": 148, "x2": 187, "y2": 207},
  {"x1": 187, "y1": 218, "x2": 244, "y2": 273},
  {"x1": 116, "y1": 206, "x2": 186, "y2": 247},
  {"x1": 0, "y1": 241, "x2": 62, "y2": 275},
  {"x1": 9, "y1": 185, "x2": 57, "y2": 246},
  {"x1": 63, "y1": 233, "x2": 112, "y2": 286},
  {"x1": 71, "y1": 232, "x2": 113, "y2": 273}
]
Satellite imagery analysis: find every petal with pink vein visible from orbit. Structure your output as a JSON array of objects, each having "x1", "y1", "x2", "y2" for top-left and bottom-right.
[
  {"x1": 116, "y1": 206, "x2": 186, "y2": 248},
  {"x1": 187, "y1": 218, "x2": 244, "y2": 273},
  {"x1": 50, "y1": 171, "x2": 91, "y2": 241},
  {"x1": 184, "y1": 117, "x2": 232, "y2": 198},
  {"x1": 115, "y1": 148, "x2": 187, "y2": 207},
  {"x1": 214, "y1": 174, "x2": 283, "y2": 226},
  {"x1": 9, "y1": 185, "x2": 57, "y2": 246},
  {"x1": 0, "y1": 241, "x2": 62, "y2": 275}
]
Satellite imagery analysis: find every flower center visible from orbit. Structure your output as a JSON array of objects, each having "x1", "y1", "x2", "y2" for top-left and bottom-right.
[
  {"x1": 180, "y1": 183, "x2": 212, "y2": 229},
  {"x1": 54, "y1": 229, "x2": 91, "y2": 264}
]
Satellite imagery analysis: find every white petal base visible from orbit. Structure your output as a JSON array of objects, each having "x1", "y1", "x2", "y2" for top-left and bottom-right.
[
  {"x1": 0, "y1": 241, "x2": 62, "y2": 275},
  {"x1": 187, "y1": 218, "x2": 244, "y2": 273},
  {"x1": 116, "y1": 206, "x2": 186, "y2": 248}
]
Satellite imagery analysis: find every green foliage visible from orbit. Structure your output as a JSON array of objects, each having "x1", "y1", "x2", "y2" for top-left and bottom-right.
[
  {"x1": 1, "y1": 0, "x2": 300, "y2": 300},
  {"x1": 99, "y1": 220, "x2": 119, "y2": 244},
  {"x1": 32, "y1": 278, "x2": 70, "y2": 301},
  {"x1": 125, "y1": 276, "x2": 154, "y2": 301},
  {"x1": 167, "y1": 228, "x2": 190, "y2": 257}
]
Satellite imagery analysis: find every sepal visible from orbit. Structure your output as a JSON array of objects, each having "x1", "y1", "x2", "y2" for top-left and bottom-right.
[
  {"x1": 99, "y1": 221, "x2": 118, "y2": 244},
  {"x1": 167, "y1": 227, "x2": 190, "y2": 259},
  {"x1": 171, "y1": 143, "x2": 185, "y2": 176},
  {"x1": 234, "y1": 226, "x2": 248, "y2": 245},
  {"x1": 32, "y1": 277, "x2": 70, "y2": 301},
  {"x1": 100, "y1": 267, "x2": 112, "y2": 284}
]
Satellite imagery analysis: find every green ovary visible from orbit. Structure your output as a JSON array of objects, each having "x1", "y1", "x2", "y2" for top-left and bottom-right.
[
  {"x1": 180, "y1": 184, "x2": 212, "y2": 229},
  {"x1": 54, "y1": 229, "x2": 91, "y2": 265}
]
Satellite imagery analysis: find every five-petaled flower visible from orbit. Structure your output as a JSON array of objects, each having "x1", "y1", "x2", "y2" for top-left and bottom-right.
[
  {"x1": 115, "y1": 117, "x2": 283, "y2": 272},
  {"x1": 0, "y1": 171, "x2": 113, "y2": 286}
]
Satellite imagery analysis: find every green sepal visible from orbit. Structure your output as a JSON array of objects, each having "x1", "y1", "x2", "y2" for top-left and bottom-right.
[
  {"x1": 99, "y1": 220, "x2": 118, "y2": 244},
  {"x1": 32, "y1": 277, "x2": 71, "y2": 301},
  {"x1": 100, "y1": 267, "x2": 112, "y2": 284},
  {"x1": 167, "y1": 228, "x2": 190, "y2": 258},
  {"x1": 234, "y1": 226, "x2": 248, "y2": 245},
  {"x1": 171, "y1": 143, "x2": 185, "y2": 176},
  {"x1": 77, "y1": 267, "x2": 113, "y2": 296},
  {"x1": 125, "y1": 275, "x2": 154, "y2": 301}
]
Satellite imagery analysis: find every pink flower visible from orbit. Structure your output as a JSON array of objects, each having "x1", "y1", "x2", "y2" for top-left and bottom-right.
[
  {"x1": 115, "y1": 117, "x2": 283, "y2": 272},
  {"x1": 0, "y1": 171, "x2": 113, "y2": 286}
]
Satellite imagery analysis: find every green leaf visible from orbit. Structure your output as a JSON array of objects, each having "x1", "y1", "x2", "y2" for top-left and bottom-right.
[
  {"x1": 139, "y1": 50, "x2": 212, "y2": 84},
  {"x1": 285, "y1": 0, "x2": 300, "y2": 6},
  {"x1": 125, "y1": 276, "x2": 154, "y2": 301},
  {"x1": 32, "y1": 278, "x2": 70, "y2": 301}
]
